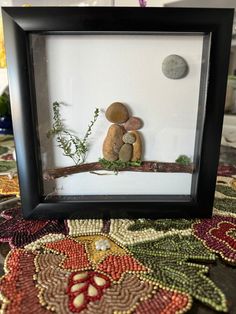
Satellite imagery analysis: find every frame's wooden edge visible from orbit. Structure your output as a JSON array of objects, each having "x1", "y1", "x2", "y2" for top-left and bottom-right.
[
  {"x1": 2, "y1": 7, "x2": 234, "y2": 32},
  {"x1": 2, "y1": 8, "x2": 41, "y2": 218},
  {"x1": 195, "y1": 8, "x2": 234, "y2": 213},
  {"x1": 2, "y1": 7, "x2": 234, "y2": 219},
  {"x1": 25, "y1": 200, "x2": 210, "y2": 220}
]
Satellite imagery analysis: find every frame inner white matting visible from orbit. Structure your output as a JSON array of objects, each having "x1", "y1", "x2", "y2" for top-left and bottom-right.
[{"x1": 32, "y1": 34, "x2": 204, "y2": 196}]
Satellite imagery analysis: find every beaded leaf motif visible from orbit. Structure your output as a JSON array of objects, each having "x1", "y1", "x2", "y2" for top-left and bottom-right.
[
  {"x1": 128, "y1": 234, "x2": 227, "y2": 312},
  {"x1": 128, "y1": 218, "x2": 195, "y2": 232}
]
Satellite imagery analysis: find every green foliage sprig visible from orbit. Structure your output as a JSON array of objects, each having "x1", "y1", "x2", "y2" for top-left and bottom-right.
[
  {"x1": 99, "y1": 158, "x2": 141, "y2": 174},
  {"x1": 47, "y1": 102, "x2": 99, "y2": 165}
]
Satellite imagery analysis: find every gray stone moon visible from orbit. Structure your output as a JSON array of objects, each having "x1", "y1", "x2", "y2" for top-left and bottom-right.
[{"x1": 162, "y1": 55, "x2": 188, "y2": 79}]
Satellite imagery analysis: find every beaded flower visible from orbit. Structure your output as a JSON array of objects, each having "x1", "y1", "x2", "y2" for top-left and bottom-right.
[
  {"x1": 194, "y1": 215, "x2": 236, "y2": 265},
  {"x1": 0, "y1": 234, "x2": 192, "y2": 313},
  {"x1": 0, "y1": 207, "x2": 68, "y2": 248}
]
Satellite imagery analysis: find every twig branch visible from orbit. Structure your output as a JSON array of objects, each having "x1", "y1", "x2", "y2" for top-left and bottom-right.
[{"x1": 44, "y1": 161, "x2": 194, "y2": 180}]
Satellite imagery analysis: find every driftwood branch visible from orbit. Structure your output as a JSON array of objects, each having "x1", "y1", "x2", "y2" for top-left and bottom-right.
[{"x1": 44, "y1": 161, "x2": 194, "y2": 180}]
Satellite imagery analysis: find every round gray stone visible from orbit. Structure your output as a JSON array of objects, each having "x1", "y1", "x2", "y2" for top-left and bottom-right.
[
  {"x1": 123, "y1": 132, "x2": 136, "y2": 144},
  {"x1": 162, "y1": 55, "x2": 188, "y2": 79}
]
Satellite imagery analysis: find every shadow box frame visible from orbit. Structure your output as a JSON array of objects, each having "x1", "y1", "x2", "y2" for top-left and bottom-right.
[{"x1": 2, "y1": 6, "x2": 234, "y2": 219}]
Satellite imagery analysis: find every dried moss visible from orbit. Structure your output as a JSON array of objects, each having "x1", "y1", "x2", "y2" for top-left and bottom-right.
[{"x1": 99, "y1": 158, "x2": 141, "y2": 173}]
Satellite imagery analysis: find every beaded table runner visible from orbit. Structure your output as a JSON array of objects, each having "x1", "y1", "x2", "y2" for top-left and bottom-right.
[
  {"x1": 0, "y1": 136, "x2": 16, "y2": 176},
  {"x1": 0, "y1": 176, "x2": 19, "y2": 197},
  {"x1": 0, "y1": 174, "x2": 235, "y2": 313},
  {"x1": 0, "y1": 136, "x2": 19, "y2": 204}
]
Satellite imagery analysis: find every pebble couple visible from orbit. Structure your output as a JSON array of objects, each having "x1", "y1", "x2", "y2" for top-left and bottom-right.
[
  {"x1": 103, "y1": 102, "x2": 143, "y2": 163},
  {"x1": 102, "y1": 54, "x2": 188, "y2": 162}
]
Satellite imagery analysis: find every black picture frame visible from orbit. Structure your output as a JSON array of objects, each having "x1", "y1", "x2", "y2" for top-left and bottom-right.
[{"x1": 2, "y1": 7, "x2": 234, "y2": 219}]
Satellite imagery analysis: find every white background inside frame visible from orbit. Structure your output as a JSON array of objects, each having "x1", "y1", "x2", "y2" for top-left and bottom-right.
[{"x1": 32, "y1": 34, "x2": 204, "y2": 196}]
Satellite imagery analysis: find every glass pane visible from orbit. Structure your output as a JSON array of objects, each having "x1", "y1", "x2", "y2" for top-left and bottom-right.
[{"x1": 30, "y1": 32, "x2": 210, "y2": 200}]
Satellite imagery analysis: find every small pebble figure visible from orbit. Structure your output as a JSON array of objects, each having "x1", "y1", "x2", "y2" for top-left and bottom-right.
[{"x1": 103, "y1": 102, "x2": 143, "y2": 162}]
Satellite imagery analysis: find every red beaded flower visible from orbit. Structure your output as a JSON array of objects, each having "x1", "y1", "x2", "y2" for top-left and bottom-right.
[
  {"x1": 193, "y1": 215, "x2": 236, "y2": 264},
  {"x1": 1, "y1": 153, "x2": 14, "y2": 160},
  {"x1": 0, "y1": 236, "x2": 191, "y2": 314},
  {"x1": 0, "y1": 207, "x2": 68, "y2": 248},
  {"x1": 0, "y1": 249, "x2": 51, "y2": 313}
]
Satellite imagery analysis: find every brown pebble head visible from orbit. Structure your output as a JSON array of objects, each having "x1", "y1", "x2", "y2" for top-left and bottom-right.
[{"x1": 105, "y1": 102, "x2": 129, "y2": 124}]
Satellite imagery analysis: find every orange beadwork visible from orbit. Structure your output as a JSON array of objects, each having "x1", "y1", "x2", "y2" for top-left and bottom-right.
[
  {"x1": 0, "y1": 249, "x2": 50, "y2": 314},
  {"x1": 134, "y1": 288, "x2": 191, "y2": 314},
  {"x1": 97, "y1": 254, "x2": 147, "y2": 281},
  {"x1": 0, "y1": 176, "x2": 19, "y2": 196},
  {"x1": 45, "y1": 238, "x2": 91, "y2": 270}
]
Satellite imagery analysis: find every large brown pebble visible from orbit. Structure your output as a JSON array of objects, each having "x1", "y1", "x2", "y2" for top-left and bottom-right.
[
  {"x1": 130, "y1": 131, "x2": 142, "y2": 161},
  {"x1": 119, "y1": 143, "x2": 133, "y2": 162},
  {"x1": 124, "y1": 117, "x2": 143, "y2": 131},
  {"x1": 105, "y1": 102, "x2": 129, "y2": 123},
  {"x1": 103, "y1": 124, "x2": 125, "y2": 161}
]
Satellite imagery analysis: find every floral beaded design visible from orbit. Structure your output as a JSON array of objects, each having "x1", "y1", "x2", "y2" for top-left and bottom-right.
[
  {"x1": 0, "y1": 244, "x2": 192, "y2": 314},
  {"x1": 42, "y1": 235, "x2": 148, "y2": 278},
  {"x1": 0, "y1": 229, "x2": 228, "y2": 313},
  {"x1": 1, "y1": 175, "x2": 236, "y2": 313},
  {"x1": 67, "y1": 271, "x2": 111, "y2": 312},
  {"x1": 0, "y1": 249, "x2": 50, "y2": 314},
  {"x1": 0, "y1": 176, "x2": 19, "y2": 196},
  {"x1": 127, "y1": 234, "x2": 227, "y2": 312},
  {"x1": 193, "y1": 215, "x2": 236, "y2": 265},
  {"x1": 95, "y1": 239, "x2": 111, "y2": 251},
  {"x1": 0, "y1": 207, "x2": 68, "y2": 248}
]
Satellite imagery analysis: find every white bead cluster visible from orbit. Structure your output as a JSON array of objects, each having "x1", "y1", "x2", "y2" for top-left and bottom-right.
[{"x1": 95, "y1": 239, "x2": 111, "y2": 251}]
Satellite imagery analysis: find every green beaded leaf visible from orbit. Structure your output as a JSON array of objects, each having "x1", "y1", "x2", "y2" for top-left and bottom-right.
[
  {"x1": 214, "y1": 198, "x2": 236, "y2": 214},
  {"x1": 128, "y1": 218, "x2": 195, "y2": 232},
  {"x1": 128, "y1": 234, "x2": 227, "y2": 312},
  {"x1": 215, "y1": 184, "x2": 236, "y2": 198},
  {"x1": 0, "y1": 161, "x2": 16, "y2": 172},
  {"x1": 0, "y1": 135, "x2": 13, "y2": 142},
  {"x1": 0, "y1": 146, "x2": 8, "y2": 155},
  {"x1": 129, "y1": 234, "x2": 215, "y2": 261}
]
